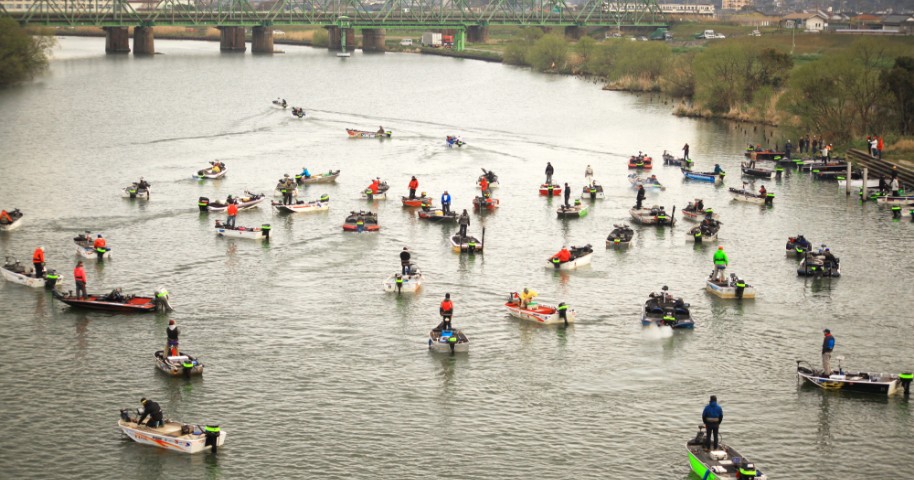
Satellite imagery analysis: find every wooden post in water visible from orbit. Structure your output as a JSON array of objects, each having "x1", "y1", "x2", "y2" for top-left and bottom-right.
[
  {"x1": 846, "y1": 162, "x2": 852, "y2": 196},
  {"x1": 862, "y1": 167, "x2": 868, "y2": 202}
]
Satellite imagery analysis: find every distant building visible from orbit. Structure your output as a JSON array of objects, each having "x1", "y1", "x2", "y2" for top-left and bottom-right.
[
  {"x1": 658, "y1": 3, "x2": 715, "y2": 17},
  {"x1": 728, "y1": 11, "x2": 781, "y2": 27},
  {"x1": 722, "y1": 0, "x2": 753, "y2": 11},
  {"x1": 781, "y1": 12, "x2": 828, "y2": 32}
]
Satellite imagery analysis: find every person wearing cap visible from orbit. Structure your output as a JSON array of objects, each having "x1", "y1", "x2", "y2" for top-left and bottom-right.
[
  {"x1": 166, "y1": 320, "x2": 180, "y2": 357},
  {"x1": 545, "y1": 162, "x2": 554, "y2": 184},
  {"x1": 440, "y1": 191, "x2": 452, "y2": 214},
  {"x1": 439, "y1": 293, "x2": 454, "y2": 330},
  {"x1": 32, "y1": 246, "x2": 45, "y2": 278},
  {"x1": 479, "y1": 175, "x2": 490, "y2": 195},
  {"x1": 226, "y1": 201, "x2": 238, "y2": 228},
  {"x1": 519, "y1": 287, "x2": 538, "y2": 309},
  {"x1": 552, "y1": 246, "x2": 571, "y2": 267},
  {"x1": 585, "y1": 165, "x2": 594, "y2": 185},
  {"x1": 137, "y1": 398, "x2": 164, "y2": 428},
  {"x1": 300, "y1": 166, "x2": 311, "y2": 179},
  {"x1": 713, "y1": 246, "x2": 728, "y2": 282},
  {"x1": 563, "y1": 182, "x2": 571, "y2": 208},
  {"x1": 822, "y1": 329, "x2": 836, "y2": 374},
  {"x1": 281, "y1": 174, "x2": 295, "y2": 205},
  {"x1": 701, "y1": 395, "x2": 723, "y2": 451},
  {"x1": 93, "y1": 234, "x2": 107, "y2": 255},
  {"x1": 635, "y1": 184, "x2": 645, "y2": 209},
  {"x1": 137, "y1": 177, "x2": 151, "y2": 193},
  {"x1": 399, "y1": 247, "x2": 411, "y2": 276},
  {"x1": 73, "y1": 261, "x2": 87, "y2": 298},
  {"x1": 458, "y1": 209, "x2": 470, "y2": 238},
  {"x1": 822, "y1": 248, "x2": 837, "y2": 266}
]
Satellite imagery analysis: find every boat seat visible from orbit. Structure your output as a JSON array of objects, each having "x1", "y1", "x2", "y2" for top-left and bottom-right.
[{"x1": 156, "y1": 423, "x2": 184, "y2": 437}]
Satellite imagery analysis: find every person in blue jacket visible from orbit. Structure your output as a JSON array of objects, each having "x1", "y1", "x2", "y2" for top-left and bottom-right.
[
  {"x1": 822, "y1": 329, "x2": 836, "y2": 374},
  {"x1": 441, "y1": 191, "x2": 452, "y2": 214},
  {"x1": 300, "y1": 167, "x2": 311, "y2": 179},
  {"x1": 702, "y1": 395, "x2": 723, "y2": 451}
]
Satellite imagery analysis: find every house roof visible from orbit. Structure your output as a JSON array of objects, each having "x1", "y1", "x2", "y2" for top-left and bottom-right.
[
  {"x1": 782, "y1": 12, "x2": 826, "y2": 21},
  {"x1": 882, "y1": 14, "x2": 913, "y2": 24},
  {"x1": 853, "y1": 14, "x2": 881, "y2": 22}
]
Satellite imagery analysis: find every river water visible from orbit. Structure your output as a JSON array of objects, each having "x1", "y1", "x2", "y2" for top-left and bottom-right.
[{"x1": 0, "y1": 37, "x2": 911, "y2": 479}]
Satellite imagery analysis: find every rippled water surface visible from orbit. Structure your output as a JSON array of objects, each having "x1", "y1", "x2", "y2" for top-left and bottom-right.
[{"x1": 0, "y1": 37, "x2": 912, "y2": 479}]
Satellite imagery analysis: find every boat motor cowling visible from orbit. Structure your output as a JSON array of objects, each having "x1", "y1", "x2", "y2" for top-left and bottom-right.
[
  {"x1": 203, "y1": 425, "x2": 221, "y2": 453},
  {"x1": 154, "y1": 288, "x2": 172, "y2": 312},
  {"x1": 198, "y1": 197, "x2": 210, "y2": 212},
  {"x1": 261, "y1": 224, "x2": 271, "y2": 240},
  {"x1": 44, "y1": 270, "x2": 60, "y2": 290}
]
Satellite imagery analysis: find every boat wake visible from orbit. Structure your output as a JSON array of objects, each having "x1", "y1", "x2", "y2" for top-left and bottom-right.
[{"x1": 642, "y1": 324, "x2": 674, "y2": 339}]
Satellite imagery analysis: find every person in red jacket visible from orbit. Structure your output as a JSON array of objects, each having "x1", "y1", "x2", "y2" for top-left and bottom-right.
[
  {"x1": 32, "y1": 246, "x2": 45, "y2": 278},
  {"x1": 226, "y1": 202, "x2": 238, "y2": 228},
  {"x1": 439, "y1": 293, "x2": 454, "y2": 330},
  {"x1": 551, "y1": 246, "x2": 571, "y2": 267},
  {"x1": 73, "y1": 261, "x2": 87, "y2": 298},
  {"x1": 479, "y1": 176, "x2": 489, "y2": 195},
  {"x1": 408, "y1": 176, "x2": 419, "y2": 199},
  {"x1": 369, "y1": 179, "x2": 379, "y2": 194},
  {"x1": 93, "y1": 234, "x2": 107, "y2": 260}
]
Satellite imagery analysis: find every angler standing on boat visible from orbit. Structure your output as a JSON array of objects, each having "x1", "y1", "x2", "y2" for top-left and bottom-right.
[
  {"x1": 635, "y1": 185, "x2": 645, "y2": 209},
  {"x1": 890, "y1": 176, "x2": 900, "y2": 196},
  {"x1": 822, "y1": 329, "x2": 836, "y2": 374},
  {"x1": 281, "y1": 174, "x2": 296, "y2": 205},
  {"x1": 137, "y1": 398, "x2": 164, "y2": 428},
  {"x1": 93, "y1": 234, "x2": 107, "y2": 260},
  {"x1": 585, "y1": 165, "x2": 594, "y2": 185},
  {"x1": 226, "y1": 201, "x2": 238, "y2": 228},
  {"x1": 701, "y1": 395, "x2": 723, "y2": 451},
  {"x1": 682, "y1": 143, "x2": 690, "y2": 161},
  {"x1": 458, "y1": 210, "x2": 470, "y2": 238},
  {"x1": 545, "y1": 162, "x2": 554, "y2": 184},
  {"x1": 408, "y1": 176, "x2": 419, "y2": 200},
  {"x1": 166, "y1": 320, "x2": 179, "y2": 357},
  {"x1": 714, "y1": 164, "x2": 723, "y2": 175},
  {"x1": 32, "y1": 246, "x2": 45, "y2": 278},
  {"x1": 441, "y1": 191, "x2": 451, "y2": 214},
  {"x1": 479, "y1": 176, "x2": 490, "y2": 195},
  {"x1": 713, "y1": 246, "x2": 728, "y2": 282},
  {"x1": 563, "y1": 182, "x2": 571, "y2": 208},
  {"x1": 400, "y1": 247, "x2": 411, "y2": 275},
  {"x1": 439, "y1": 293, "x2": 454, "y2": 330},
  {"x1": 73, "y1": 261, "x2": 87, "y2": 298}
]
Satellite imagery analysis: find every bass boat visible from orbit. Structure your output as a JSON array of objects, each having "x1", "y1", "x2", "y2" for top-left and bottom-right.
[
  {"x1": 199, "y1": 192, "x2": 266, "y2": 212},
  {"x1": 557, "y1": 201, "x2": 588, "y2": 218},
  {"x1": 194, "y1": 162, "x2": 227, "y2": 180},
  {"x1": 53, "y1": 288, "x2": 171, "y2": 313},
  {"x1": 297, "y1": 170, "x2": 340, "y2": 185},
  {"x1": 662, "y1": 152, "x2": 687, "y2": 166},
  {"x1": 342, "y1": 210, "x2": 380, "y2": 232},
  {"x1": 0, "y1": 208, "x2": 24, "y2": 231},
  {"x1": 630, "y1": 206, "x2": 675, "y2": 226},
  {"x1": 382, "y1": 264, "x2": 423, "y2": 293},
  {"x1": 797, "y1": 250, "x2": 840, "y2": 277},
  {"x1": 418, "y1": 207, "x2": 458, "y2": 223},
  {"x1": 214, "y1": 221, "x2": 270, "y2": 240},
  {"x1": 681, "y1": 200, "x2": 719, "y2": 222},
  {"x1": 785, "y1": 235, "x2": 812, "y2": 258},
  {"x1": 682, "y1": 167, "x2": 724, "y2": 185},
  {"x1": 478, "y1": 169, "x2": 499, "y2": 189},
  {"x1": 291, "y1": 107, "x2": 305, "y2": 118},
  {"x1": 876, "y1": 195, "x2": 914, "y2": 206},
  {"x1": 272, "y1": 99, "x2": 288, "y2": 109},
  {"x1": 402, "y1": 194, "x2": 433, "y2": 208},
  {"x1": 688, "y1": 219, "x2": 721, "y2": 243},
  {"x1": 628, "y1": 155, "x2": 653, "y2": 169},
  {"x1": 122, "y1": 184, "x2": 150, "y2": 199},
  {"x1": 347, "y1": 128, "x2": 391, "y2": 139},
  {"x1": 729, "y1": 187, "x2": 773, "y2": 206},
  {"x1": 505, "y1": 294, "x2": 575, "y2": 325},
  {"x1": 641, "y1": 288, "x2": 693, "y2": 328},
  {"x1": 450, "y1": 233, "x2": 483, "y2": 253},
  {"x1": 272, "y1": 195, "x2": 330, "y2": 213},
  {"x1": 706, "y1": 273, "x2": 756, "y2": 299},
  {"x1": 546, "y1": 245, "x2": 593, "y2": 270},
  {"x1": 428, "y1": 327, "x2": 469, "y2": 353},
  {"x1": 446, "y1": 135, "x2": 465, "y2": 148},
  {"x1": 473, "y1": 195, "x2": 500, "y2": 211},
  {"x1": 581, "y1": 182, "x2": 605, "y2": 199},
  {"x1": 741, "y1": 162, "x2": 776, "y2": 179},
  {"x1": 797, "y1": 359, "x2": 907, "y2": 396},
  {"x1": 686, "y1": 425, "x2": 768, "y2": 480},
  {"x1": 606, "y1": 224, "x2": 634, "y2": 247},
  {"x1": 539, "y1": 183, "x2": 562, "y2": 196},
  {"x1": 2, "y1": 257, "x2": 61, "y2": 289},
  {"x1": 118, "y1": 409, "x2": 225, "y2": 454},
  {"x1": 155, "y1": 350, "x2": 204, "y2": 377},
  {"x1": 74, "y1": 233, "x2": 111, "y2": 260},
  {"x1": 362, "y1": 180, "x2": 390, "y2": 200},
  {"x1": 628, "y1": 174, "x2": 665, "y2": 190}
]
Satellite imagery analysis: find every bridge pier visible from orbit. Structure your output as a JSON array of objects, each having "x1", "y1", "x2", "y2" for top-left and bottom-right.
[
  {"x1": 219, "y1": 26, "x2": 246, "y2": 53},
  {"x1": 361, "y1": 29, "x2": 386, "y2": 52},
  {"x1": 564, "y1": 26, "x2": 583, "y2": 40},
  {"x1": 252, "y1": 26, "x2": 274, "y2": 53},
  {"x1": 327, "y1": 26, "x2": 355, "y2": 51},
  {"x1": 104, "y1": 27, "x2": 130, "y2": 54},
  {"x1": 133, "y1": 26, "x2": 155, "y2": 55},
  {"x1": 467, "y1": 26, "x2": 489, "y2": 43}
]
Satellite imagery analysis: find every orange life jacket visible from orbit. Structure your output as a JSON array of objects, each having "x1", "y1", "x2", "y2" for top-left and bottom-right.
[{"x1": 33, "y1": 248, "x2": 45, "y2": 263}]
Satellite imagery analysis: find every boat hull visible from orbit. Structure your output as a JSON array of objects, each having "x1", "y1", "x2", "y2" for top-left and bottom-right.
[
  {"x1": 504, "y1": 302, "x2": 575, "y2": 325},
  {"x1": 272, "y1": 201, "x2": 329, "y2": 213},
  {"x1": 76, "y1": 245, "x2": 111, "y2": 259},
  {"x1": 382, "y1": 273, "x2": 422, "y2": 293},
  {"x1": 0, "y1": 214, "x2": 24, "y2": 231},
  {"x1": 194, "y1": 168, "x2": 227, "y2": 180},
  {"x1": 428, "y1": 329, "x2": 469, "y2": 353},
  {"x1": 706, "y1": 280, "x2": 756, "y2": 299},
  {"x1": 580, "y1": 186, "x2": 605, "y2": 199},
  {"x1": 214, "y1": 226, "x2": 264, "y2": 240},
  {"x1": 545, "y1": 252, "x2": 592, "y2": 271},
  {"x1": 1, "y1": 267, "x2": 47, "y2": 288},
  {"x1": 556, "y1": 206, "x2": 588, "y2": 218},
  {"x1": 682, "y1": 209, "x2": 719, "y2": 222},
  {"x1": 729, "y1": 189, "x2": 772, "y2": 205},
  {"x1": 121, "y1": 187, "x2": 150, "y2": 199},
  {"x1": 298, "y1": 172, "x2": 340, "y2": 184},
  {"x1": 687, "y1": 446, "x2": 768, "y2": 480},
  {"x1": 347, "y1": 129, "x2": 391, "y2": 139},
  {"x1": 876, "y1": 195, "x2": 914, "y2": 206},
  {"x1": 539, "y1": 185, "x2": 562, "y2": 196},
  {"x1": 119, "y1": 420, "x2": 226, "y2": 454},
  {"x1": 155, "y1": 351, "x2": 204, "y2": 377},
  {"x1": 54, "y1": 293, "x2": 159, "y2": 313},
  {"x1": 797, "y1": 365, "x2": 900, "y2": 396},
  {"x1": 450, "y1": 236, "x2": 483, "y2": 253},
  {"x1": 417, "y1": 210, "x2": 457, "y2": 223}
]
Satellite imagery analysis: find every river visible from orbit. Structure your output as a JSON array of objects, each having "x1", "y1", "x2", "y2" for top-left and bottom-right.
[{"x1": 0, "y1": 37, "x2": 911, "y2": 479}]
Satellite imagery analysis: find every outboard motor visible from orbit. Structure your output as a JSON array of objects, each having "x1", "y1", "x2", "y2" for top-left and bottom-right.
[
  {"x1": 737, "y1": 460, "x2": 758, "y2": 479},
  {"x1": 765, "y1": 193, "x2": 775, "y2": 206},
  {"x1": 128, "y1": 186, "x2": 138, "y2": 199},
  {"x1": 182, "y1": 360, "x2": 195, "y2": 378},
  {"x1": 900, "y1": 372, "x2": 913, "y2": 396},
  {"x1": 154, "y1": 288, "x2": 172, "y2": 312},
  {"x1": 261, "y1": 224, "x2": 271, "y2": 240},
  {"x1": 692, "y1": 227, "x2": 702, "y2": 243},
  {"x1": 892, "y1": 206, "x2": 902, "y2": 219},
  {"x1": 44, "y1": 269, "x2": 60, "y2": 290},
  {"x1": 448, "y1": 334, "x2": 457, "y2": 354},
  {"x1": 733, "y1": 275, "x2": 746, "y2": 299},
  {"x1": 198, "y1": 197, "x2": 210, "y2": 212},
  {"x1": 319, "y1": 194, "x2": 329, "y2": 202},
  {"x1": 203, "y1": 425, "x2": 221, "y2": 453},
  {"x1": 558, "y1": 302, "x2": 569, "y2": 326},
  {"x1": 775, "y1": 167, "x2": 783, "y2": 179}
]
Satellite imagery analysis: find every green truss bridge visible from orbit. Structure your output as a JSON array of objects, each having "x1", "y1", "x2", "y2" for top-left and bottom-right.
[{"x1": 2, "y1": 0, "x2": 667, "y2": 53}]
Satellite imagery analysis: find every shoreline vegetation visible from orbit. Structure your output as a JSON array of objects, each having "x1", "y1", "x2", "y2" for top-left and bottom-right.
[{"x1": 10, "y1": 22, "x2": 914, "y2": 159}]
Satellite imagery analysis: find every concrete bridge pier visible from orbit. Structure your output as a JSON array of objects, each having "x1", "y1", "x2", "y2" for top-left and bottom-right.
[
  {"x1": 327, "y1": 26, "x2": 356, "y2": 51},
  {"x1": 467, "y1": 26, "x2": 489, "y2": 43},
  {"x1": 252, "y1": 26, "x2": 274, "y2": 53},
  {"x1": 104, "y1": 27, "x2": 130, "y2": 54},
  {"x1": 133, "y1": 26, "x2": 155, "y2": 55},
  {"x1": 219, "y1": 26, "x2": 246, "y2": 52},
  {"x1": 564, "y1": 26, "x2": 583, "y2": 40},
  {"x1": 362, "y1": 29, "x2": 386, "y2": 52}
]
